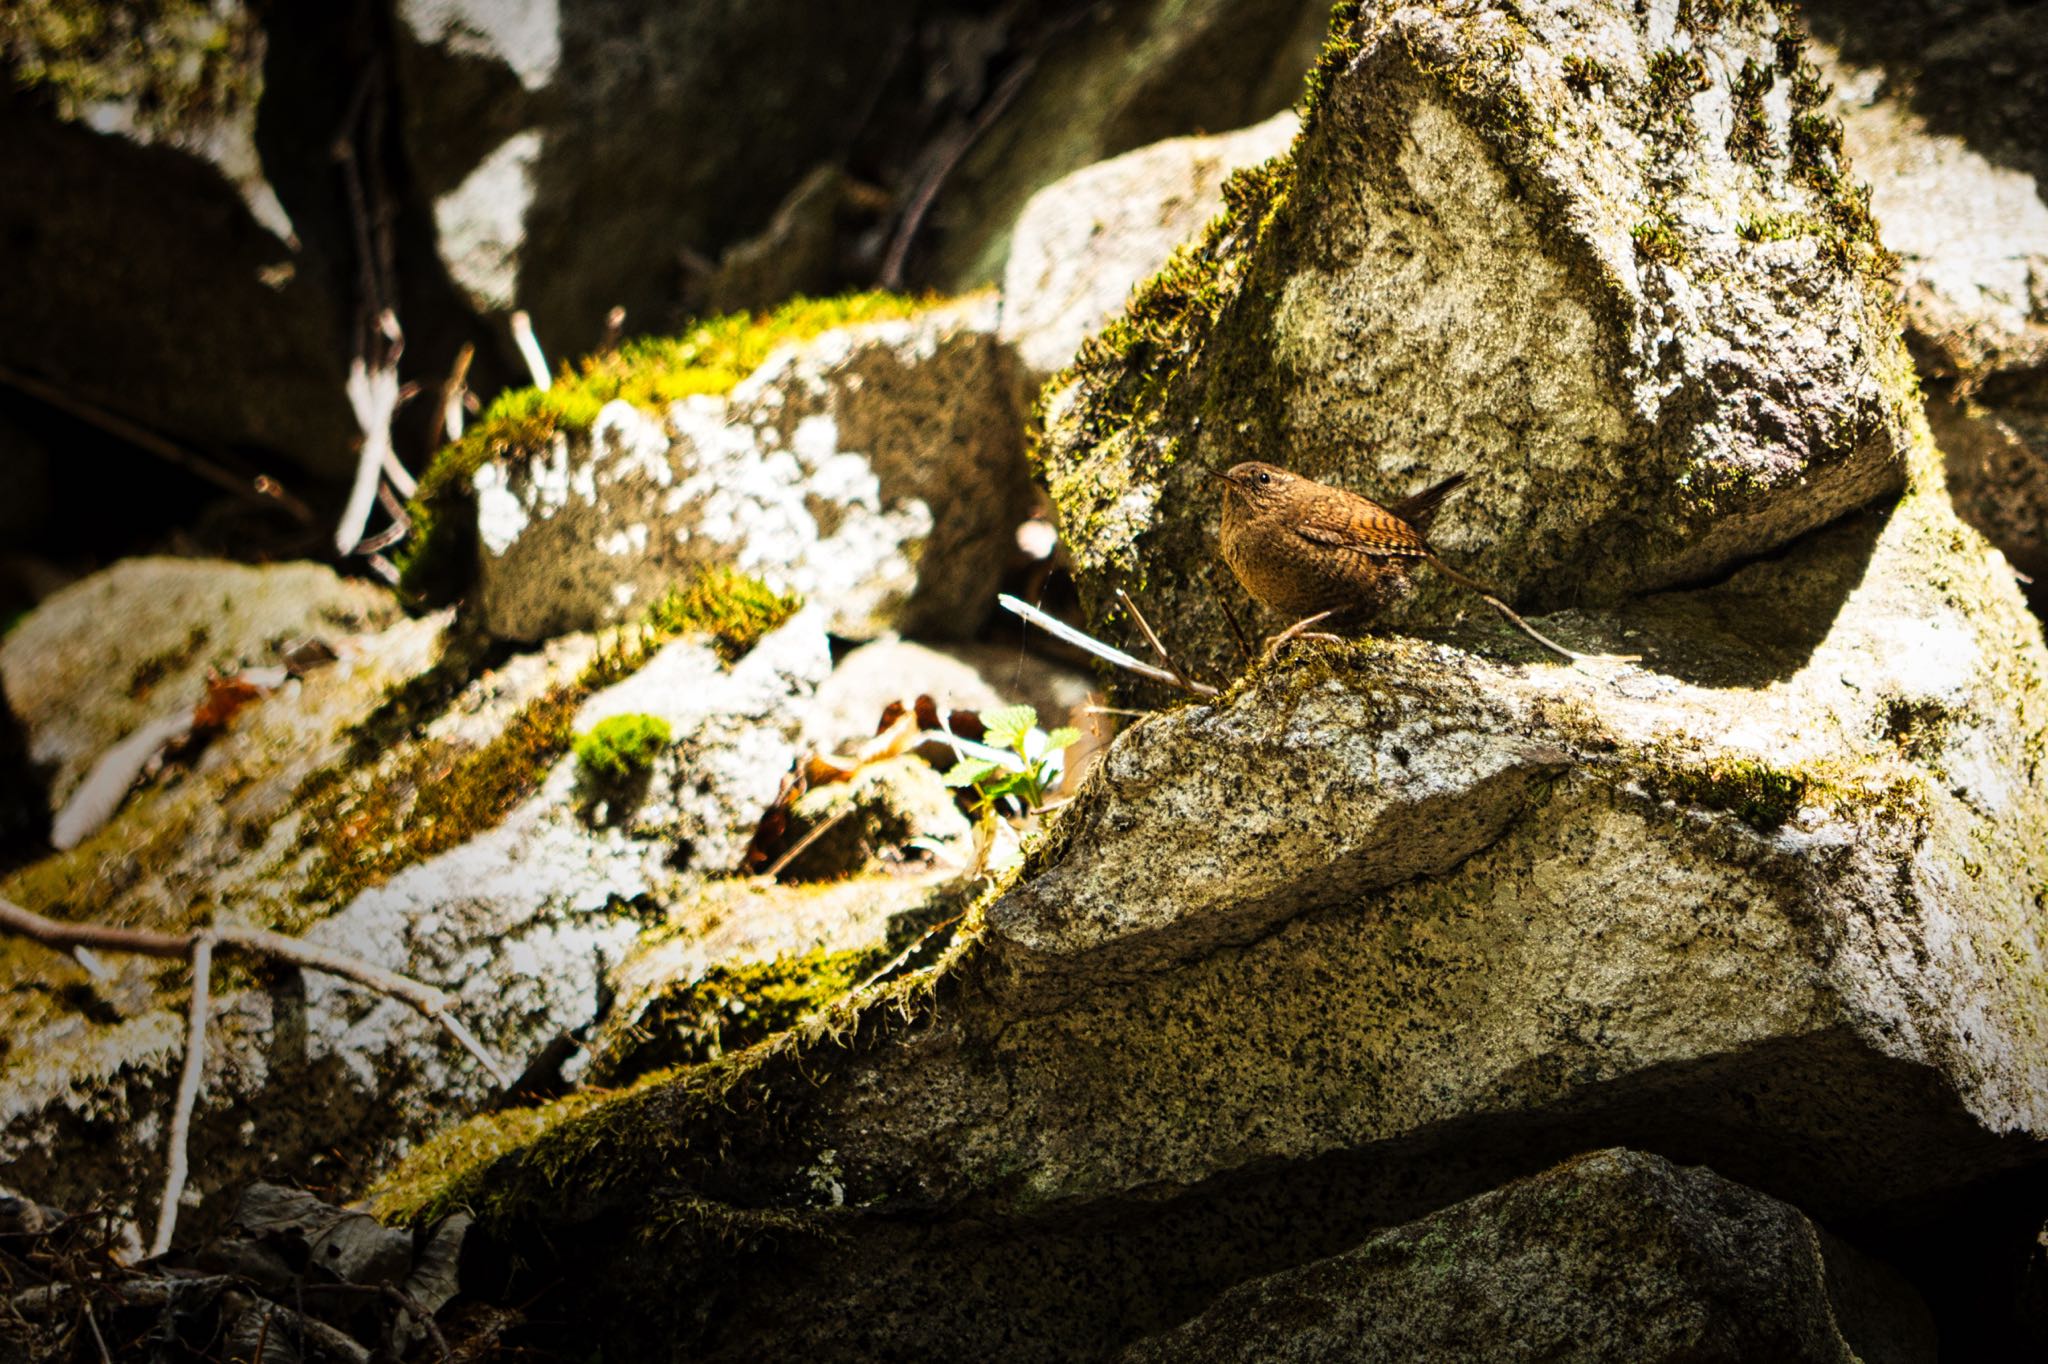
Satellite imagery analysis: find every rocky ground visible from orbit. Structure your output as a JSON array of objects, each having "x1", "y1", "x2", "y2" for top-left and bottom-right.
[{"x1": 4, "y1": 1, "x2": 2048, "y2": 1361}]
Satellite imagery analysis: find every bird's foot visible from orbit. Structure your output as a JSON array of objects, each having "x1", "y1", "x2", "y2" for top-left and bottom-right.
[{"x1": 1260, "y1": 611, "x2": 1339, "y2": 665}]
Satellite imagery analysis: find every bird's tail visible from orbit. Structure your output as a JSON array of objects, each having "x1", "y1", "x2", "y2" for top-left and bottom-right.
[{"x1": 1390, "y1": 472, "x2": 1470, "y2": 536}]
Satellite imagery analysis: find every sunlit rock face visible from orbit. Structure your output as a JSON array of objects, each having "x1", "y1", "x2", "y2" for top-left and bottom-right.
[{"x1": 473, "y1": 297, "x2": 1033, "y2": 643}]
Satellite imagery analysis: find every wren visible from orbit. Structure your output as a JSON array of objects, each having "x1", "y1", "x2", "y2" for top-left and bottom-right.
[{"x1": 1209, "y1": 461, "x2": 1590, "y2": 661}]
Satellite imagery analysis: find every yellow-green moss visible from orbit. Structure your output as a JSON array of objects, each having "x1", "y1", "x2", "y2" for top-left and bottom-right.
[
  {"x1": 396, "y1": 292, "x2": 921, "y2": 601},
  {"x1": 1651, "y1": 756, "x2": 1807, "y2": 830},
  {"x1": 2, "y1": 0, "x2": 259, "y2": 130},
  {"x1": 1630, "y1": 216, "x2": 1685, "y2": 265},
  {"x1": 573, "y1": 713, "x2": 672, "y2": 783},
  {"x1": 644, "y1": 567, "x2": 802, "y2": 664},
  {"x1": 593, "y1": 945, "x2": 890, "y2": 1084}
]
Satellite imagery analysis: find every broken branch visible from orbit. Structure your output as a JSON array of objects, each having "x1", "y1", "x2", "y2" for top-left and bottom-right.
[{"x1": 150, "y1": 932, "x2": 214, "y2": 1258}]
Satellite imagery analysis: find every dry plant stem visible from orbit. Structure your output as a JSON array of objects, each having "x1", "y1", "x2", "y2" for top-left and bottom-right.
[
  {"x1": 151, "y1": 932, "x2": 214, "y2": 1258},
  {"x1": 510, "y1": 311, "x2": 551, "y2": 390},
  {"x1": 879, "y1": 54, "x2": 1038, "y2": 287},
  {"x1": 763, "y1": 807, "x2": 853, "y2": 880},
  {"x1": 997, "y1": 595, "x2": 1217, "y2": 698},
  {"x1": 0, "y1": 898, "x2": 512, "y2": 1088},
  {"x1": 1114, "y1": 588, "x2": 1209, "y2": 695},
  {"x1": 0, "y1": 363, "x2": 313, "y2": 525},
  {"x1": 337, "y1": 314, "x2": 404, "y2": 556},
  {"x1": 1423, "y1": 555, "x2": 1612, "y2": 664},
  {"x1": 1206, "y1": 568, "x2": 1256, "y2": 664},
  {"x1": 438, "y1": 343, "x2": 475, "y2": 444}
]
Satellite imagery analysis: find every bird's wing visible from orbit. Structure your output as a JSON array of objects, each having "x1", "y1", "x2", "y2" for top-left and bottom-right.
[{"x1": 1288, "y1": 491, "x2": 1433, "y2": 559}]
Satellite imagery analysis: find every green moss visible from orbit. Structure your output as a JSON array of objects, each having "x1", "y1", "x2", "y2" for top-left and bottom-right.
[
  {"x1": 1560, "y1": 54, "x2": 1612, "y2": 95},
  {"x1": 1649, "y1": 756, "x2": 1807, "y2": 831},
  {"x1": 1643, "y1": 47, "x2": 1711, "y2": 133},
  {"x1": 1737, "y1": 211, "x2": 1814, "y2": 242},
  {"x1": 594, "y1": 946, "x2": 889, "y2": 1085},
  {"x1": 397, "y1": 292, "x2": 921, "y2": 602},
  {"x1": 1630, "y1": 216, "x2": 1685, "y2": 266},
  {"x1": 644, "y1": 566, "x2": 802, "y2": 664},
  {"x1": 2, "y1": 0, "x2": 260, "y2": 130},
  {"x1": 574, "y1": 714, "x2": 673, "y2": 783},
  {"x1": 1726, "y1": 57, "x2": 1777, "y2": 166}
]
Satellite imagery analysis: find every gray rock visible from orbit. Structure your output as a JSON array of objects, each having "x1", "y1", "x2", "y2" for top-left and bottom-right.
[
  {"x1": 1119, "y1": 1149, "x2": 1934, "y2": 1364},
  {"x1": 0, "y1": 558, "x2": 398, "y2": 815},
  {"x1": 1001, "y1": 111, "x2": 1299, "y2": 380},
  {"x1": 474, "y1": 298, "x2": 1032, "y2": 642},
  {"x1": 1038, "y1": 0, "x2": 1914, "y2": 682},
  {"x1": 1805, "y1": 29, "x2": 2048, "y2": 602}
]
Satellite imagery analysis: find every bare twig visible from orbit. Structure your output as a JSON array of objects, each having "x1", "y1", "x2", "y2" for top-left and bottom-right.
[
  {"x1": 1206, "y1": 568, "x2": 1255, "y2": 664},
  {"x1": 879, "y1": 54, "x2": 1038, "y2": 288},
  {"x1": 50, "y1": 711, "x2": 196, "y2": 851},
  {"x1": 0, "y1": 363, "x2": 313, "y2": 526},
  {"x1": 510, "y1": 311, "x2": 551, "y2": 390},
  {"x1": 436, "y1": 343, "x2": 475, "y2": 445},
  {"x1": 151, "y1": 932, "x2": 214, "y2": 1257},
  {"x1": 1114, "y1": 588, "x2": 1210, "y2": 695},
  {"x1": 362, "y1": 553, "x2": 401, "y2": 588},
  {"x1": 82, "y1": 1300, "x2": 112, "y2": 1364},
  {"x1": 336, "y1": 314, "x2": 404, "y2": 556},
  {"x1": 763, "y1": 807, "x2": 853, "y2": 880},
  {"x1": 1423, "y1": 555, "x2": 1628, "y2": 664},
  {"x1": 997, "y1": 594, "x2": 1217, "y2": 698},
  {"x1": 0, "y1": 898, "x2": 512, "y2": 1088}
]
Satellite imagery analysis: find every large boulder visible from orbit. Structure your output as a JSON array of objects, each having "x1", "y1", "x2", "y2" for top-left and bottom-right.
[
  {"x1": 1120, "y1": 1149, "x2": 1935, "y2": 1364},
  {"x1": 472, "y1": 297, "x2": 1033, "y2": 642},
  {"x1": 0, "y1": 571, "x2": 825, "y2": 1240},
  {"x1": 1001, "y1": 111, "x2": 1299, "y2": 380},
  {"x1": 1038, "y1": 0, "x2": 1915, "y2": 682}
]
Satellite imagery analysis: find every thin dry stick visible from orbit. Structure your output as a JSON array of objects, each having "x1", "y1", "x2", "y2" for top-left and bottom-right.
[
  {"x1": 0, "y1": 898, "x2": 511, "y2": 1088},
  {"x1": 763, "y1": 807, "x2": 853, "y2": 880},
  {"x1": 1205, "y1": 568, "x2": 1255, "y2": 664},
  {"x1": 1114, "y1": 589, "x2": 1211, "y2": 695},
  {"x1": 879, "y1": 53, "x2": 1038, "y2": 287},
  {"x1": 151, "y1": 933, "x2": 214, "y2": 1257},
  {"x1": 336, "y1": 311, "x2": 404, "y2": 555},
  {"x1": 996, "y1": 595, "x2": 1217, "y2": 698},
  {"x1": 437, "y1": 343, "x2": 475, "y2": 444},
  {"x1": 0, "y1": 363, "x2": 313, "y2": 525},
  {"x1": 1423, "y1": 555, "x2": 1621, "y2": 664}
]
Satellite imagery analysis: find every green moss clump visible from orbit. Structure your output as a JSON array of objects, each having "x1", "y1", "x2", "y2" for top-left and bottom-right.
[
  {"x1": 397, "y1": 292, "x2": 921, "y2": 602},
  {"x1": 1738, "y1": 212, "x2": 1814, "y2": 243},
  {"x1": 367, "y1": 1085, "x2": 626, "y2": 1226},
  {"x1": 645, "y1": 566, "x2": 803, "y2": 664},
  {"x1": 574, "y1": 714, "x2": 673, "y2": 783},
  {"x1": 596, "y1": 946, "x2": 888, "y2": 1085},
  {"x1": 1644, "y1": 47, "x2": 1711, "y2": 133},
  {"x1": 1631, "y1": 216, "x2": 1685, "y2": 265},
  {"x1": 1560, "y1": 54, "x2": 1612, "y2": 95},
  {"x1": 1653, "y1": 757, "x2": 1808, "y2": 831},
  {"x1": 1726, "y1": 58, "x2": 1777, "y2": 166}
]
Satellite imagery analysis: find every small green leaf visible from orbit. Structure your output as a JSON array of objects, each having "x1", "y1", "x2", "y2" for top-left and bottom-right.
[
  {"x1": 943, "y1": 758, "x2": 1000, "y2": 788},
  {"x1": 979, "y1": 704, "x2": 1038, "y2": 751},
  {"x1": 1041, "y1": 726, "x2": 1082, "y2": 752}
]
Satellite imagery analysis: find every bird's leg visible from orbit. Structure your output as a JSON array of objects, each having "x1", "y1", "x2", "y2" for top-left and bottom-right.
[{"x1": 1260, "y1": 610, "x2": 1339, "y2": 664}]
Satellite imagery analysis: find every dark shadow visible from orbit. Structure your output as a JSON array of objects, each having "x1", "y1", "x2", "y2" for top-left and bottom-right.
[{"x1": 1801, "y1": 0, "x2": 2048, "y2": 195}]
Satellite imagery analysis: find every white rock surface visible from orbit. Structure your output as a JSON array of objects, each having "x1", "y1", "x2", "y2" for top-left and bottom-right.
[
  {"x1": 1000, "y1": 111, "x2": 1299, "y2": 379},
  {"x1": 474, "y1": 298, "x2": 1032, "y2": 642}
]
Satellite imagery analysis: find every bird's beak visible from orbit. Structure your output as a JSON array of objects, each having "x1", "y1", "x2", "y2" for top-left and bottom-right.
[{"x1": 1201, "y1": 466, "x2": 1231, "y2": 485}]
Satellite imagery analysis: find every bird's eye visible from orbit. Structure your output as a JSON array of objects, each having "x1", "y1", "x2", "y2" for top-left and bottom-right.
[{"x1": 1256, "y1": 471, "x2": 1271, "y2": 485}]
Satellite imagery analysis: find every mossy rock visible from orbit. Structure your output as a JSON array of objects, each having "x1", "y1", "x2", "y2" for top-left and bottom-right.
[{"x1": 1037, "y1": 0, "x2": 1913, "y2": 690}]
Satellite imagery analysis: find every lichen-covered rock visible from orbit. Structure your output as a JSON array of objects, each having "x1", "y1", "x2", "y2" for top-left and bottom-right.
[
  {"x1": 0, "y1": 557, "x2": 398, "y2": 817},
  {"x1": 1039, "y1": 0, "x2": 1914, "y2": 679},
  {"x1": 1000, "y1": 111, "x2": 1299, "y2": 380},
  {"x1": 1119, "y1": 1149, "x2": 1934, "y2": 1364},
  {"x1": 473, "y1": 297, "x2": 1032, "y2": 642}
]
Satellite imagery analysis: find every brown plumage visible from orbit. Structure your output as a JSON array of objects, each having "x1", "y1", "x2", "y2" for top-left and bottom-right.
[{"x1": 1211, "y1": 461, "x2": 1471, "y2": 623}]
